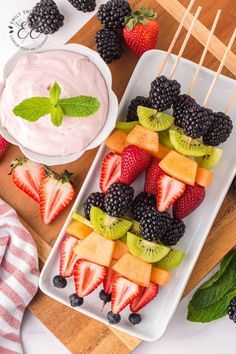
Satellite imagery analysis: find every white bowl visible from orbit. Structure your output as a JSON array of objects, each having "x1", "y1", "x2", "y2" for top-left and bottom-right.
[{"x1": 0, "y1": 44, "x2": 118, "y2": 165}]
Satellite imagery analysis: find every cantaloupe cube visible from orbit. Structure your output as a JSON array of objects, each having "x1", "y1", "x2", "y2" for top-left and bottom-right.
[
  {"x1": 152, "y1": 143, "x2": 172, "y2": 159},
  {"x1": 73, "y1": 232, "x2": 115, "y2": 267},
  {"x1": 105, "y1": 130, "x2": 128, "y2": 155},
  {"x1": 159, "y1": 151, "x2": 197, "y2": 185},
  {"x1": 112, "y1": 240, "x2": 129, "y2": 260},
  {"x1": 66, "y1": 220, "x2": 93, "y2": 240},
  {"x1": 126, "y1": 125, "x2": 159, "y2": 156},
  {"x1": 112, "y1": 253, "x2": 151, "y2": 287},
  {"x1": 151, "y1": 267, "x2": 170, "y2": 286},
  {"x1": 196, "y1": 167, "x2": 214, "y2": 187}
]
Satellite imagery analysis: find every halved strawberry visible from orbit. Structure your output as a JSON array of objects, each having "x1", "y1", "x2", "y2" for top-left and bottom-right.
[
  {"x1": 144, "y1": 157, "x2": 164, "y2": 195},
  {"x1": 59, "y1": 234, "x2": 80, "y2": 278},
  {"x1": 112, "y1": 277, "x2": 141, "y2": 314},
  {"x1": 10, "y1": 157, "x2": 46, "y2": 203},
  {"x1": 157, "y1": 174, "x2": 186, "y2": 212},
  {"x1": 39, "y1": 168, "x2": 75, "y2": 224},
  {"x1": 103, "y1": 262, "x2": 120, "y2": 295},
  {"x1": 130, "y1": 282, "x2": 158, "y2": 312},
  {"x1": 74, "y1": 259, "x2": 106, "y2": 298},
  {"x1": 100, "y1": 152, "x2": 121, "y2": 193}
]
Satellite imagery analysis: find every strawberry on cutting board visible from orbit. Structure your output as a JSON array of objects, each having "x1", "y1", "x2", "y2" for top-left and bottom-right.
[
  {"x1": 40, "y1": 168, "x2": 75, "y2": 224},
  {"x1": 0, "y1": 135, "x2": 9, "y2": 160},
  {"x1": 10, "y1": 157, "x2": 46, "y2": 203},
  {"x1": 144, "y1": 157, "x2": 164, "y2": 195},
  {"x1": 100, "y1": 152, "x2": 121, "y2": 193},
  {"x1": 123, "y1": 7, "x2": 159, "y2": 57},
  {"x1": 157, "y1": 174, "x2": 186, "y2": 212},
  {"x1": 130, "y1": 282, "x2": 158, "y2": 312},
  {"x1": 59, "y1": 234, "x2": 80, "y2": 278}
]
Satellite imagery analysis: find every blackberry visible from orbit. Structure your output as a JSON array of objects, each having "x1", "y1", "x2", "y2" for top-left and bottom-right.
[
  {"x1": 99, "y1": 289, "x2": 112, "y2": 304},
  {"x1": 69, "y1": 293, "x2": 84, "y2": 307},
  {"x1": 126, "y1": 96, "x2": 152, "y2": 122},
  {"x1": 28, "y1": 0, "x2": 64, "y2": 35},
  {"x1": 129, "y1": 313, "x2": 142, "y2": 325},
  {"x1": 107, "y1": 311, "x2": 121, "y2": 324},
  {"x1": 95, "y1": 29, "x2": 124, "y2": 64},
  {"x1": 97, "y1": 0, "x2": 132, "y2": 29},
  {"x1": 149, "y1": 75, "x2": 181, "y2": 112},
  {"x1": 160, "y1": 219, "x2": 186, "y2": 246},
  {"x1": 203, "y1": 112, "x2": 233, "y2": 146},
  {"x1": 53, "y1": 275, "x2": 67, "y2": 288},
  {"x1": 83, "y1": 192, "x2": 105, "y2": 220},
  {"x1": 140, "y1": 207, "x2": 172, "y2": 241},
  {"x1": 228, "y1": 297, "x2": 236, "y2": 323},
  {"x1": 104, "y1": 182, "x2": 134, "y2": 217},
  {"x1": 131, "y1": 192, "x2": 156, "y2": 222},
  {"x1": 68, "y1": 0, "x2": 96, "y2": 12}
]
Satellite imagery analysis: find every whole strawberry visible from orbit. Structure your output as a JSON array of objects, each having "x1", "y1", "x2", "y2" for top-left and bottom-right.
[
  {"x1": 0, "y1": 135, "x2": 9, "y2": 160},
  {"x1": 144, "y1": 157, "x2": 164, "y2": 195},
  {"x1": 123, "y1": 7, "x2": 159, "y2": 57},
  {"x1": 173, "y1": 184, "x2": 206, "y2": 220}
]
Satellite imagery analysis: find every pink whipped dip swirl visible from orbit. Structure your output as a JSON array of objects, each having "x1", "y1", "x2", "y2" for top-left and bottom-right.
[{"x1": 0, "y1": 50, "x2": 108, "y2": 156}]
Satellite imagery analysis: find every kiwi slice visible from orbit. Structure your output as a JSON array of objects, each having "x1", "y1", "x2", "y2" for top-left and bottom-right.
[
  {"x1": 158, "y1": 129, "x2": 174, "y2": 148},
  {"x1": 90, "y1": 207, "x2": 132, "y2": 240},
  {"x1": 137, "y1": 106, "x2": 174, "y2": 132},
  {"x1": 72, "y1": 211, "x2": 92, "y2": 227},
  {"x1": 195, "y1": 146, "x2": 223, "y2": 170},
  {"x1": 154, "y1": 248, "x2": 185, "y2": 270},
  {"x1": 169, "y1": 128, "x2": 208, "y2": 156},
  {"x1": 115, "y1": 121, "x2": 139, "y2": 133},
  {"x1": 127, "y1": 232, "x2": 170, "y2": 263}
]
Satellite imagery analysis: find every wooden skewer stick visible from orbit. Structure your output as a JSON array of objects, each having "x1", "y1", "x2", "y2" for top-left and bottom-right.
[
  {"x1": 203, "y1": 27, "x2": 236, "y2": 107},
  {"x1": 168, "y1": 6, "x2": 202, "y2": 80},
  {"x1": 225, "y1": 89, "x2": 236, "y2": 115},
  {"x1": 156, "y1": 0, "x2": 196, "y2": 76},
  {"x1": 188, "y1": 9, "x2": 221, "y2": 96}
]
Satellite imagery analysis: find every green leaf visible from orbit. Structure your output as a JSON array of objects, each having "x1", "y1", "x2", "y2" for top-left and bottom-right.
[
  {"x1": 59, "y1": 96, "x2": 100, "y2": 117},
  {"x1": 13, "y1": 97, "x2": 51, "y2": 122},
  {"x1": 50, "y1": 105, "x2": 63, "y2": 127},
  {"x1": 50, "y1": 82, "x2": 61, "y2": 105}
]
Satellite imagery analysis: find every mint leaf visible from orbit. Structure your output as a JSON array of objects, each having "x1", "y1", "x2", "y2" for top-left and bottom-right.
[
  {"x1": 13, "y1": 97, "x2": 51, "y2": 122},
  {"x1": 59, "y1": 96, "x2": 100, "y2": 117},
  {"x1": 50, "y1": 105, "x2": 63, "y2": 127},
  {"x1": 50, "y1": 82, "x2": 61, "y2": 106}
]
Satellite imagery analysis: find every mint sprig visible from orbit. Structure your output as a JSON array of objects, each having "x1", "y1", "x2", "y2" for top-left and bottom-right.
[{"x1": 13, "y1": 82, "x2": 101, "y2": 127}]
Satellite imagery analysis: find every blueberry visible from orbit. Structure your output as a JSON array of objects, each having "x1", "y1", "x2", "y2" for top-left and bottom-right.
[
  {"x1": 69, "y1": 293, "x2": 84, "y2": 307},
  {"x1": 99, "y1": 289, "x2": 112, "y2": 304},
  {"x1": 53, "y1": 275, "x2": 67, "y2": 288},
  {"x1": 128, "y1": 313, "x2": 142, "y2": 325},
  {"x1": 107, "y1": 311, "x2": 121, "y2": 324}
]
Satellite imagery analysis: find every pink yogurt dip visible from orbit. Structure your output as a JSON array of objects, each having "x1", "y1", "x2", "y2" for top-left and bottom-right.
[{"x1": 0, "y1": 50, "x2": 109, "y2": 156}]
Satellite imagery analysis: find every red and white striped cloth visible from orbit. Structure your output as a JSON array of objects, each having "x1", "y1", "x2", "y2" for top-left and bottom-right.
[{"x1": 0, "y1": 198, "x2": 39, "y2": 354}]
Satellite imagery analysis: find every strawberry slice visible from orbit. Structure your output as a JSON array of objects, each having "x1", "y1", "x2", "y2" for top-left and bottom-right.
[
  {"x1": 130, "y1": 282, "x2": 158, "y2": 312},
  {"x1": 10, "y1": 157, "x2": 46, "y2": 203},
  {"x1": 103, "y1": 262, "x2": 120, "y2": 295},
  {"x1": 112, "y1": 277, "x2": 141, "y2": 314},
  {"x1": 144, "y1": 157, "x2": 164, "y2": 195},
  {"x1": 0, "y1": 135, "x2": 9, "y2": 160},
  {"x1": 120, "y1": 145, "x2": 152, "y2": 185},
  {"x1": 74, "y1": 259, "x2": 106, "y2": 298},
  {"x1": 59, "y1": 234, "x2": 80, "y2": 278},
  {"x1": 39, "y1": 168, "x2": 75, "y2": 224},
  {"x1": 100, "y1": 152, "x2": 121, "y2": 193},
  {"x1": 157, "y1": 174, "x2": 186, "y2": 212}
]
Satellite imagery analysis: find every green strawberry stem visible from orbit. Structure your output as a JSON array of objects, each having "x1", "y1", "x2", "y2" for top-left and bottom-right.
[
  {"x1": 44, "y1": 166, "x2": 74, "y2": 185},
  {"x1": 124, "y1": 7, "x2": 157, "y2": 31}
]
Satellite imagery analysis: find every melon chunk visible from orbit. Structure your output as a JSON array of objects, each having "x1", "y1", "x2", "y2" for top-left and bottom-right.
[
  {"x1": 151, "y1": 267, "x2": 171, "y2": 286},
  {"x1": 196, "y1": 167, "x2": 214, "y2": 187},
  {"x1": 105, "y1": 130, "x2": 128, "y2": 155},
  {"x1": 73, "y1": 232, "x2": 115, "y2": 267},
  {"x1": 113, "y1": 240, "x2": 129, "y2": 260},
  {"x1": 159, "y1": 151, "x2": 197, "y2": 185},
  {"x1": 153, "y1": 143, "x2": 172, "y2": 159},
  {"x1": 112, "y1": 253, "x2": 151, "y2": 287},
  {"x1": 126, "y1": 125, "x2": 159, "y2": 156},
  {"x1": 66, "y1": 220, "x2": 93, "y2": 240}
]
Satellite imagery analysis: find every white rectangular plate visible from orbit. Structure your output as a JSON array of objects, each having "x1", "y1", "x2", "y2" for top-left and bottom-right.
[{"x1": 39, "y1": 50, "x2": 236, "y2": 342}]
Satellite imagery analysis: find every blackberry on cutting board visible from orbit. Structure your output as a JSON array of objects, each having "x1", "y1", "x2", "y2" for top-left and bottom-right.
[
  {"x1": 140, "y1": 207, "x2": 172, "y2": 241},
  {"x1": 126, "y1": 96, "x2": 152, "y2": 122},
  {"x1": 160, "y1": 219, "x2": 186, "y2": 246},
  {"x1": 83, "y1": 192, "x2": 105, "y2": 220},
  {"x1": 68, "y1": 0, "x2": 96, "y2": 12},
  {"x1": 104, "y1": 182, "x2": 134, "y2": 217},
  {"x1": 131, "y1": 192, "x2": 156, "y2": 222},
  {"x1": 28, "y1": 0, "x2": 64, "y2": 35},
  {"x1": 97, "y1": 0, "x2": 132, "y2": 29},
  {"x1": 95, "y1": 29, "x2": 124, "y2": 64},
  {"x1": 149, "y1": 75, "x2": 181, "y2": 112},
  {"x1": 203, "y1": 112, "x2": 233, "y2": 146},
  {"x1": 228, "y1": 297, "x2": 236, "y2": 323}
]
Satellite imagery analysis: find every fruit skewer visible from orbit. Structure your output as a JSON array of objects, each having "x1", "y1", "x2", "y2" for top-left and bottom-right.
[{"x1": 225, "y1": 89, "x2": 236, "y2": 115}]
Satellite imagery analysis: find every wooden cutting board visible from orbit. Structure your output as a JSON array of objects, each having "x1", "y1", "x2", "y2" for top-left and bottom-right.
[{"x1": 0, "y1": 0, "x2": 236, "y2": 353}]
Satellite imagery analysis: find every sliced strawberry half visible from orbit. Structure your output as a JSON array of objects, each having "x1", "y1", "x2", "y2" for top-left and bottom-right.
[
  {"x1": 74, "y1": 259, "x2": 106, "y2": 298},
  {"x1": 100, "y1": 152, "x2": 121, "y2": 193},
  {"x1": 112, "y1": 277, "x2": 141, "y2": 314},
  {"x1": 10, "y1": 157, "x2": 46, "y2": 203},
  {"x1": 130, "y1": 282, "x2": 158, "y2": 312},
  {"x1": 157, "y1": 174, "x2": 186, "y2": 212},
  {"x1": 39, "y1": 168, "x2": 75, "y2": 224},
  {"x1": 59, "y1": 234, "x2": 80, "y2": 278},
  {"x1": 103, "y1": 262, "x2": 120, "y2": 295},
  {"x1": 144, "y1": 157, "x2": 164, "y2": 195}
]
